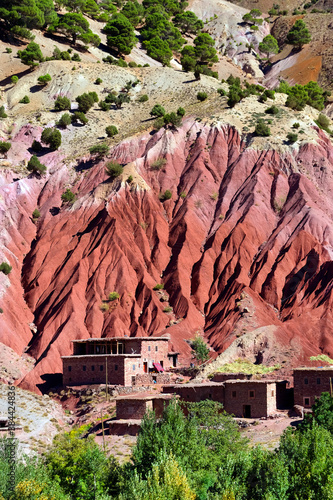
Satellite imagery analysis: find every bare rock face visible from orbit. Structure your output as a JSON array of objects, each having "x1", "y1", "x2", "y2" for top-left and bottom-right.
[{"x1": 1, "y1": 119, "x2": 333, "y2": 393}]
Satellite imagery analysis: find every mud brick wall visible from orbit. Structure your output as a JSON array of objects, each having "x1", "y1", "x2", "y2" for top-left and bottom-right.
[
  {"x1": 224, "y1": 382, "x2": 276, "y2": 418},
  {"x1": 212, "y1": 373, "x2": 251, "y2": 382},
  {"x1": 294, "y1": 369, "x2": 333, "y2": 407},
  {"x1": 162, "y1": 384, "x2": 225, "y2": 403},
  {"x1": 124, "y1": 357, "x2": 144, "y2": 386},
  {"x1": 63, "y1": 356, "x2": 139, "y2": 386},
  {"x1": 140, "y1": 340, "x2": 170, "y2": 368},
  {"x1": 134, "y1": 373, "x2": 171, "y2": 386},
  {"x1": 116, "y1": 399, "x2": 152, "y2": 419}
]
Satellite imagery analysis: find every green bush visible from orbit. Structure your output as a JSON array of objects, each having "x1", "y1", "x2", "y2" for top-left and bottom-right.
[
  {"x1": 150, "y1": 104, "x2": 165, "y2": 117},
  {"x1": 160, "y1": 189, "x2": 172, "y2": 201},
  {"x1": 197, "y1": 91, "x2": 208, "y2": 101},
  {"x1": 32, "y1": 208, "x2": 41, "y2": 219},
  {"x1": 60, "y1": 50, "x2": 70, "y2": 60},
  {"x1": 61, "y1": 189, "x2": 76, "y2": 203},
  {"x1": 217, "y1": 88, "x2": 226, "y2": 96},
  {"x1": 258, "y1": 93, "x2": 268, "y2": 102},
  {"x1": 27, "y1": 155, "x2": 47, "y2": 175},
  {"x1": 154, "y1": 117, "x2": 165, "y2": 130},
  {"x1": 108, "y1": 292, "x2": 120, "y2": 301},
  {"x1": 95, "y1": 77, "x2": 103, "y2": 84},
  {"x1": 315, "y1": 113, "x2": 330, "y2": 131},
  {"x1": 177, "y1": 107, "x2": 185, "y2": 117},
  {"x1": 19, "y1": 95, "x2": 30, "y2": 104},
  {"x1": 89, "y1": 143, "x2": 110, "y2": 156},
  {"x1": 71, "y1": 112, "x2": 88, "y2": 125},
  {"x1": 0, "y1": 106, "x2": 7, "y2": 118},
  {"x1": 164, "y1": 112, "x2": 182, "y2": 128},
  {"x1": 99, "y1": 100, "x2": 111, "y2": 111},
  {"x1": 138, "y1": 94, "x2": 149, "y2": 102},
  {"x1": 71, "y1": 53, "x2": 81, "y2": 61},
  {"x1": 6, "y1": 48, "x2": 12, "y2": 53},
  {"x1": 57, "y1": 113, "x2": 71, "y2": 128},
  {"x1": 163, "y1": 306, "x2": 173, "y2": 312},
  {"x1": 255, "y1": 121, "x2": 271, "y2": 136},
  {"x1": 128, "y1": 61, "x2": 137, "y2": 67},
  {"x1": 54, "y1": 96, "x2": 71, "y2": 111},
  {"x1": 127, "y1": 175, "x2": 133, "y2": 183},
  {"x1": 41, "y1": 128, "x2": 61, "y2": 150},
  {"x1": 11, "y1": 75, "x2": 19, "y2": 84},
  {"x1": 105, "y1": 125, "x2": 118, "y2": 137},
  {"x1": 105, "y1": 161, "x2": 123, "y2": 178},
  {"x1": 76, "y1": 92, "x2": 98, "y2": 113},
  {"x1": 287, "y1": 132, "x2": 298, "y2": 143},
  {"x1": 38, "y1": 73, "x2": 52, "y2": 85},
  {"x1": 264, "y1": 89, "x2": 275, "y2": 99},
  {"x1": 0, "y1": 141, "x2": 11, "y2": 154},
  {"x1": 265, "y1": 105, "x2": 279, "y2": 115},
  {"x1": 0, "y1": 262, "x2": 12, "y2": 275},
  {"x1": 293, "y1": 122, "x2": 300, "y2": 128},
  {"x1": 153, "y1": 283, "x2": 164, "y2": 290},
  {"x1": 31, "y1": 140, "x2": 42, "y2": 152}
]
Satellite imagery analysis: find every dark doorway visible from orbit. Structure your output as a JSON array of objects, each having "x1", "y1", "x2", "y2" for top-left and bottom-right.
[
  {"x1": 243, "y1": 405, "x2": 251, "y2": 418},
  {"x1": 143, "y1": 362, "x2": 148, "y2": 373}
]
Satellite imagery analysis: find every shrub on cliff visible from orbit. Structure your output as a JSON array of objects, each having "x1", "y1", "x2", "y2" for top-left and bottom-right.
[
  {"x1": 19, "y1": 95, "x2": 30, "y2": 104},
  {"x1": 89, "y1": 143, "x2": 110, "y2": 157},
  {"x1": 71, "y1": 112, "x2": 88, "y2": 125},
  {"x1": 0, "y1": 106, "x2": 7, "y2": 119},
  {"x1": 55, "y1": 96, "x2": 71, "y2": 111},
  {"x1": 150, "y1": 104, "x2": 165, "y2": 117},
  {"x1": 27, "y1": 155, "x2": 47, "y2": 175},
  {"x1": 0, "y1": 141, "x2": 11, "y2": 154},
  {"x1": 159, "y1": 190, "x2": 172, "y2": 201},
  {"x1": 57, "y1": 113, "x2": 71, "y2": 128},
  {"x1": 0, "y1": 262, "x2": 12, "y2": 275},
  {"x1": 265, "y1": 105, "x2": 279, "y2": 115},
  {"x1": 105, "y1": 161, "x2": 123, "y2": 178},
  {"x1": 197, "y1": 91, "x2": 207, "y2": 101},
  {"x1": 41, "y1": 128, "x2": 61, "y2": 150},
  {"x1": 255, "y1": 121, "x2": 271, "y2": 136},
  {"x1": 61, "y1": 189, "x2": 76, "y2": 204},
  {"x1": 38, "y1": 74, "x2": 52, "y2": 85},
  {"x1": 108, "y1": 292, "x2": 120, "y2": 301},
  {"x1": 106, "y1": 125, "x2": 118, "y2": 137}
]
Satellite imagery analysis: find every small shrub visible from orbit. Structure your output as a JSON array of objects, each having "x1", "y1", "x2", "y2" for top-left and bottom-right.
[
  {"x1": 108, "y1": 292, "x2": 120, "y2": 301},
  {"x1": 0, "y1": 106, "x2": 8, "y2": 118},
  {"x1": 128, "y1": 61, "x2": 137, "y2": 67},
  {"x1": 143, "y1": 63, "x2": 150, "y2": 67},
  {"x1": 99, "y1": 101, "x2": 111, "y2": 111},
  {"x1": 0, "y1": 141, "x2": 11, "y2": 154},
  {"x1": 210, "y1": 192, "x2": 218, "y2": 201},
  {"x1": 0, "y1": 262, "x2": 12, "y2": 275},
  {"x1": 197, "y1": 92, "x2": 208, "y2": 101},
  {"x1": 31, "y1": 140, "x2": 42, "y2": 152},
  {"x1": 180, "y1": 191, "x2": 186, "y2": 198},
  {"x1": 27, "y1": 155, "x2": 46, "y2": 175},
  {"x1": 61, "y1": 188, "x2": 76, "y2": 204},
  {"x1": 163, "y1": 306, "x2": 173, "y2": 313},
  {"x1": 0, "y1": 308, "x2": 3, "y2": 314},
  {"x1": 264, "y1": 89, "x2": 275, "y2": 99},
  {"x1": 71, "y1": 53, "x2": 81, "y2": 62},
  {"x1": 255, "y1": 121, "x2": 271, "y2": 136},
  {"x1": 71, "y1": 112, "x2": 88, "y2": 125},
  {"x1": 19, "y1": 95, "x2": 30, "y2": 104},
  {"x1": 105, "y1": 125, "x2": 118, "y2": 137},
  {"x1": 177, "y1": 107, "x2": 185, "y2": 117},
  {"x1": 100, "y1": 303, "x2": 109, "y2": 312},
  {"x1": 60, "y1": 50, "x2": 70, "y2": 60},
  {"x1": 41, "y1": 128, "x2": 61, "y2": 150},
  {"x1": 138, "y1": 94, "x2": 149, "y2": 102},
  {"x1": 6, "y1": 48, "x2": 12, "y2": 53},
  {"x1": 151, "y1": 158, "x2": 167, "y2": 170},
  {"x1": 105, "y1": 161, "x2": 123, "y2": 178},
  {"x1": 287, "y1": 132, "x2": 298, "y2": 143},
  {"x1": 11, "y1": 75, "x2": 19, "y2": 84},
  {"x1": 217, "y1": 88, "x2": 226, "y2": 96},
  {"x1": 127, "y1": 175, "x2": 133, "y2": 183},
  {"x1": 160, "y1": 189, "x2": 172, "y2": 201},
  {"x1": 292, "y1": 122, "x2": 300, "y2": 128},
  {"x1": 32, "y1": 208, "x2": 41, "y2": 219},
  {"x1": 54, "y1": 96, "x2": 71, "y2": 111},
  {"x1": 57, "y1": 113, "x2": 71, "y2": 128},
  {"x1": 258, "y1": 93, "x2": 268, "y2": 103},
  {"x1": 37, "y1": 74, "x2": 52, "y2": 85},
  {"x1": 154, "y1": 117, "x2": 165, "y2": 130},
  {"x1": 89, "y1": 143, "x2": 109, "y2": 156},
  {"x1": 153, "y1": 283, "x2": 164, "y2": 290},
  {"x1": 95, "y1": 78, "x2": 103, "y2": 84},
  {"x1": 265, "y1": 105, "x2": 279, "y2": 115},
  {"x1": 117, "y1": 58, "x2": 128, "y2": 67},
  {"x1": 150, "y1": 104, "x2": 165, "y2": 117},
  {"x1": 315, "y1": 113, "x2": 330, "y2": 131}
]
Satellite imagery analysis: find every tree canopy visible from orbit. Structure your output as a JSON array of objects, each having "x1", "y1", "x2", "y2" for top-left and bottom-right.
[
  {"x1": 104, "y1": 13, "x2": 137, "y2": 55},
  {"x1": 49, "y1": 12, "x2": 101, "y2": 46},
  {"x1": 286, "y1": 19, "x2": 311, "y2": 49},
  {"x1": 259, "y1": 34, "x2": 279, "y2": 59}
]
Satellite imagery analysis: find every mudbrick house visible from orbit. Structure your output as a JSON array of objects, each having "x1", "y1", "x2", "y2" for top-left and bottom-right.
[
  {"x1": 62, "y1": 336, "x2": 176, "y2": 386},
  {"x1": 293, "y1": 366, "x2": 333, "y2": 408}
]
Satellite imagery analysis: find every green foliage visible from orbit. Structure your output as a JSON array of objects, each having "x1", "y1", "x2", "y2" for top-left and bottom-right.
[
  {"x1": 121, "y1": 0, "x2": 145, "y2": 27},
  {"x1": 19, "y1": 95, "x2": 30, "y2": 104},
  {"x1": 191, "y1": 335, "x2": 209, "y2": 363},
  {"x1": 89, "y1": 143, "x2": 110, "y2": 157},
  {"x1": 95, "y1": 77, "x2": 103, "y2": 84},
  {"x1": 151, "y1": 158, "x2": 167, "y2": 170},
  {"x1": 217, "y1": 88, "x2": 226, "y2": 96},
  {"x1": 150, "y1": 104, "x2": 165, "y2": 117},
  {"x1": 255, "y1": 120, "x2": 271, "y2": 136},
  {"x1": 106, "y1": 125, "x2": 119, "y2": 137},
  {"x1": 138, "y1": 94, "x2": 149, "y2": 102},
  {"x1": 76, "y1": 92, "x2": 98, "y2": 113},
  {"x1": 71, "y1": 111, "x2": 88, "y2": 125},
  {"x1": 0, "y1": 106, "x2": 7, "y2": 119},
  {"x1": 153, "y1": 283, "x2": 164, "y2": 290},
  {"x1": 258, "y1": 34, "x2": 279, "y2": 58},
  {"x1": 0, "y1": 262, "x2": 12, "y2": 275},
  {"x1": 265, "y1": 105, "x2": 279, "y2": 115},
  {"x1": 11, "y1": 75, "x2": 19, "y2": 84},
  {"x1": 37, "y1": 73, "x2": 51, "y2": 85},
  {"x1": 144, "y1": 36, "x2": 173, "y2": 66},
  {"x1": 213, "y1": 358, "x2": 280, "y2": 375},
  {"x1": 71, "y1": 52, "x2": 81, "y2": 61},
  {"x1": 55, "y1": 96, "x2": 71, "y2": 111},
  {"x1": 31, "y1": 140, "x2": 42, "y2": 152},
  {"x1": 99, "y1": 100, "x2": 111, "y2": 111},
  {"x1": 41, "y1": 127, "x2": 61, "y2": 150},
  {"x1": 61, "y1": 188, "x2": 76, "y2": 203},
  {"x1": 105, "y1": 161, "x2": 123, "y2": 178},
  {"x1": 196, "y1": 91, "x2": 208, "y2": 101},
  {"x1": 264, "y1": 89, "x2": 275, "y2": 99},
  {"x1": 286, "y1": 19, "x2": 311, "y2": 49},
  {"x1": 127, "y1": 175, "x2": 133, "y2": 182},
  {"x1": 49, "y1": 12, "x2": 101, "y2": 46},
  {"x1": 32, "y1": 208, "x2": 41, "y2": 219},
  {"x1": 160, "y1": 189, "x2": 172, "y2": 201},
  {"x1": 163, "y1": 111, "x2": 182, "y2": 128},
  {"x1": 108, "y1": 291, "x2": 120, "y2": 301},
  {"x1": 177, "y1": 106, "x2": 185, "y2": 117},
  {"x1": 6, "y1": 47, "x2": 12, "y2": 53},
  {"x1": 57, "y1": 113, "x2": 71, "y2": 128},
  {"x1": 17, "y1": 42, "x2": 43, "y2": 67},
  {"x1": 105, "y1": 92, "x2": 130, "y2": 109},
  {"x1": 287, "y1": 132, "x2": 298, "y2": 143},
  {"x1": 173, "y1": 11, "x2": 203, "y2": 35},
  {"x1": 0, "y1": 141, "x2": 11, "y2": 153},
  {"x1": 27, "y1": 155, "x2": 47, "y2": 175},
  {"x1": 104, "y1": 13, "x2": 136, "y2": 55}
]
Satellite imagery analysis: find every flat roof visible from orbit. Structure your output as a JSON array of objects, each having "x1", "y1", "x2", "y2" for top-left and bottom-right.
[
  {"x1": 71, "y1": 337, "x2": 169, "y2": 343},
  {"x1": 166, "y1": 383, "x2": 225, "y2": 389},
  {"x1": 61, "y1": 354, "x2": 141, "y2": 359},
  {"x1": 294, "y1": 366, "x2": 333, "y2": 371},
  {"x1": 224, "y1": 379, "x2": 279, "y2": 385},
  {"x1": 116, "y1": 393, "x2": 178, "y2": 401}
]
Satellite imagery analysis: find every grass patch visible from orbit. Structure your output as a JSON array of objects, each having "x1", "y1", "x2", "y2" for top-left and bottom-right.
[
  {"x1": 213, "y1": 358, "x2": 280, "y2": 375},
  {"x1": 310, "y1": 354, "x2": 333, "y2": 364}
]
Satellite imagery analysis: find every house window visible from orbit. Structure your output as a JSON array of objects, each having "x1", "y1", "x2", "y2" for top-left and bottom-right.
[
  {"x1": 115, "y1": 365, "x2": 118, "y2": 371},
  {"x1": 148, "y1": 346, "x2": 151, "y2": 352},
  {"x1": 91, "y1": 365, "x2": 95, "y2": 371},
  {"x1": 232, "y1": 391, "x2": 236, "y2": 398},
  {"x1": 317, "y1": 378, "x2": 321, "y2": 385},
  {"x1": 304, "y1": 378, "x2": 308, "y2": 385},
  {"x1": 68, "y1": 366, "x2": 72, "y2": 372},
  {"x1": 83, "y1": 366, "x2": 86, "y2": 371},
  {"x1": 249, "y1": 390, "x2": 255, "y2": 399},
  {"x1": 304, "y1": 397, "x2": 310, "y2": 407},
  {"x1": 132, "y1": 364, "x2": 136, "y2": 371},
  {"x1": 155, "y1": 346, "x2": 158, "y2": 352},
  {"x1": 100, "y1": 365, "x2": 103, "y2": 371}
]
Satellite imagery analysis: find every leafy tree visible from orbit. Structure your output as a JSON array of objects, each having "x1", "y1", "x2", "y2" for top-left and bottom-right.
[
  {"x1": 61, "y1": 188, "x2": 76, "y2": 203},
  {"x1": 37, "y1": 73, "x2": 51, "y2": 85},
  {"x1": 76, "y1": 92, "x2": 98, "y2": 113},
  {"x1": 49, "y1": 13, "x2": 101, "y2": 46},
  {"x1": 177, "y1": 107, "x2": 185, "y2": 117},
  {"x1": 259, "y1": 34, "x2": 279, "y2": 59},
  {"x1": 27, "y1": 155, "x2": 47, "y2": 174},
  {"x1": 144, "y1": 36, "x2": 173, "y2": 66},
  {"x1": 104, "y1": 13, "x2": 137, "y2": 55},
  {"x1": 286, "y1": 19, "x2": 311, "y2": 49},
  {"x1": 164, "y1": 112, "x2": 182, "y2": 128},
  {"x1": 106, "y1": 161, "x2": 123, "y2": 178},
  {"x1": 57, "y1": 113, "x2": 71, "y2": 128},
  {"x1": 255, "y1": 120, "x2": 271, "y2": 136},
  {"x1": 89, "y1": 143, "x2": 110, "y2": 157},
  {"x1": 31, "y1": 140, "x2": 42, "y2": 152},
  {"x1": 180, "y1": 45, "x2": 196, "y2": 71},
  {"x1": 191, "y1": 335, "x2": 209, "y2": 363},
  {"x1": 105, "y1": 92, "x2": 130, "y2": 109},
  {"x1": 299, "y1": 392, "x2": 333, "y2": 433},
  {"x1": 71, "y1": 111, "x2": 88, "y2": 125},
  {"x1": 142, "y1": 13, "x2": 185, "y2": 54},
  {"x1": 121, "y1": 0, "x2": 145, "y2": 27},
  {"x1": 106, "y1": 125, "x2": 118, "y2": 137},
  {"x1": 173, "y1": 11, "x2": 203, "y2": 35},
  {"x1": 304, "y1": 80, "x2": 327, "y2": 110},
  {"x1": 11, "y1": 75, "x2": 19, "y2": 84},
  {"x1": 0, "y1": 141, "x2": 11, "y2": 154},
  {"x1": 285, "y1": 84, "x2": 309, "y2": 111},
  {"x1": 265, "y1": 105, "x2": 279, "y2": 114},
  {"x1": 41, "y1": 127, "x2": 62, "y2": 150},
  {"x1": 17, "y1": 42, "x2": 43, "y2": 67},
  {"x1": 197, "y1": 91, "x2": 207, "y2": 101},
  {"x1": 55, "y1": 96, "x2": 71, "y2": 111},
  {"x1": 150, "y1": 104, "x2": 165, "y2": 117},
  {"x1": 19, "y1": 95, "x2": 30, "y2": 103},
  {"x1": 0, "y1": 262, "x2": 12, "y2": 274},
  {"x1": 83, "y1": 0, "x2": 100, "y2": 19},
  {"x1": 193, "y1": 33, "x2": 218, "y2": 64}
]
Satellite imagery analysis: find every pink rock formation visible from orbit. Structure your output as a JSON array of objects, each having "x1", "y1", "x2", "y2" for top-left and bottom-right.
[{"x1": 1, "y1": 120, "x2": 333, "y2": 393}]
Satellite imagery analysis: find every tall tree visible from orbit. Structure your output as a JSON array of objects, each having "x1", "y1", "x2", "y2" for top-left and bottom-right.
[
  {"x1": 49, "y1": 12, "x2": 100, "y2": 46},
  {"x1": 258, "y1": 34, "x2": 279, "y2": 59},
  {"x1": 286, "y1": 19, "x2": 311, "y2": 49},
  {"x1": 173, "y1": 11, "x2": 203, "y2": 35},
  {"x1": 104, "y1": 13, "x2": 137, "y2": 55}
]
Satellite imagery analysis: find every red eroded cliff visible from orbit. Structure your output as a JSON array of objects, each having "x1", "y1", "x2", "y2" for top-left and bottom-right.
[{"x1": 1, "y1": 119, "x2": 333, "y2": 393}]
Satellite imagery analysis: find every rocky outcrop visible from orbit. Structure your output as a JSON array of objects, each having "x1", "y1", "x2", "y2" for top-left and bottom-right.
[{"x1": 1, "y1": 119, "x2": 333, "y2": 393}]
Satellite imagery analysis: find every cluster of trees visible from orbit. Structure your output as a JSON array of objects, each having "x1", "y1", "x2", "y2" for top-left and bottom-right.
[
  {"x1": 2, "y1": 394, "x2": 333, "y2": 499},
  {"x1": 180, "y1": 32, "x2": 218, "y2": 79},
  {"x1": 277, "y1": 80, "x2": 331, "y2": 111}
]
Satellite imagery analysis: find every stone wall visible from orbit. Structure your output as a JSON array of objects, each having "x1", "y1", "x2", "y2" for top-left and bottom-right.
[
  {"x1": 124, "y1": 357, "x2": 144, "y2": 386},
  {"x1": 135, "y1": 373, "x2": 171, "y2": 385},
  {"x1": 116, "y1": 398, "x2": 152, "y2": 419},
  {"x1": 140, "y1": 339, "x2": 170, "y2": 369},
  {"x1": 162, "y1": 383, "x2": 225, "y2": 404},
  {"x1": 224, "y1": 381, "x2": 276, "y2": 418},
  {"x1": 212, "y1": 373, "x2": 252, "y2": 382},
  {"x1": 294, "y1": 368, "x2": 333, "y2": 407}
]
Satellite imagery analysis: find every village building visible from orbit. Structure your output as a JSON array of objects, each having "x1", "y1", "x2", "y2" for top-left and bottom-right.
[
  {"x1": 62, "y1": 336, "x2": 176, "y2": 386},
  {"x1": 293, "y1": 366, "x2": 333, "y2": 408}
]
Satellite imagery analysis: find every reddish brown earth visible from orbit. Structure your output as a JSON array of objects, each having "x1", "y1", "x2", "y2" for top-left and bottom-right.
[{"x1": 1, "y1": 119, "x2": 333, "y2": 393}]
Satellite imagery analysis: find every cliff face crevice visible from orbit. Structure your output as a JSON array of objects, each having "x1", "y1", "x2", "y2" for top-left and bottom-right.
[{"x1": 1, "y1": 119, "x2": 333, "y2": 392}]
